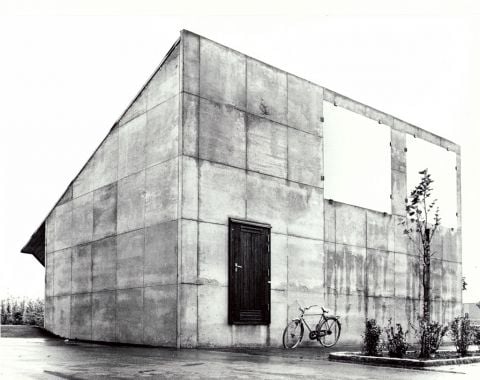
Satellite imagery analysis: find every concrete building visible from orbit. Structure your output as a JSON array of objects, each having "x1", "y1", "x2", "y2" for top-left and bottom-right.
[{"x1": 22, "y1": 30, "x2": 462, "y2": 348}]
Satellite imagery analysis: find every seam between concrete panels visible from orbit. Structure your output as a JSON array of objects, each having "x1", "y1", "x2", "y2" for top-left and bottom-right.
[
  {"x1": 185, "y1": 155, "x2": 325, "y2": 191},
  {"x1": 176, "y1": 46, "x2": 184, "y2": 348},
  {"x1": 196, "y1": 36, "x2": 201, "y2": 348}
]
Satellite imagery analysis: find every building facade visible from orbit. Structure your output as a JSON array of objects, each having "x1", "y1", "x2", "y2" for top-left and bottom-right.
[{"x1": 22, "y1": 30, "x2": 462, "y2": 348}]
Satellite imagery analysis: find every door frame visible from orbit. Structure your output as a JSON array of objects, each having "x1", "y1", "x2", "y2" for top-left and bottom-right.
[{"x1": 228, "y1": 218, "x2": 271, "y2": 325}]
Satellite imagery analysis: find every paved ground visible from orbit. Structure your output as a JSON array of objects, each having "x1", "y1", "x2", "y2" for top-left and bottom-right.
[{"x1": 1, "y1": 327, "x2": 480, "y2": 379}]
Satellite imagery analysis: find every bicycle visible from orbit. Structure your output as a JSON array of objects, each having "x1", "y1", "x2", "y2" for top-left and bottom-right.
[{"x1": 282, "y1": 304, "x2": 341, "y2": 349}]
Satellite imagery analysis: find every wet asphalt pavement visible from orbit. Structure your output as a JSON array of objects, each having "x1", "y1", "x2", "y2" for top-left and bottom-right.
[{"x1": 1, "y1": 327, "x2": 480, "y2": 379}]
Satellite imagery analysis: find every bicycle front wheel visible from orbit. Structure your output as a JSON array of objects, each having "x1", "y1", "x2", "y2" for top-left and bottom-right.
[
  {"x1": 318, "y1": 318, "x2": 341, "y2": 347},
  {"x1": 282, "y1": 320, "x2": 304, "y2": 349}
]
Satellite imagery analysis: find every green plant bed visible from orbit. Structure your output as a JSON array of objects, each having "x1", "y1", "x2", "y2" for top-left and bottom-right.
[{"x1": 329, "y1": 350, "x2": 480, "y2": 368}]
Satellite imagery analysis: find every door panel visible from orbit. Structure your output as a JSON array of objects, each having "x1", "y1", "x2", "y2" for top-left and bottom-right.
[{"x1": 229, "y1": 219, "x2": 271, "y2": 325}]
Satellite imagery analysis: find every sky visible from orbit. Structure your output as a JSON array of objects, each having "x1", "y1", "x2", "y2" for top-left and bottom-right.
[{"x1": 1, "y1": 1, "x2": 479, "y2": 303}]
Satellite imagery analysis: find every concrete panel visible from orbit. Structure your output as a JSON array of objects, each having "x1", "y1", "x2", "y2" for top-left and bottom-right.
[
  {"x1": 181, "y1": 30, "x2": 200, "y2": 95},
  {"x1": 44, "y1": 297, "x2": 54, "y2": 332},
  {"x1": 198, "y1": 285, "x2": 231, "y2": 347},
  {"x1": 199, "y1": 98, "x2": 246, "y2": 169},
  {"x1": 72, "y1": 192, "x2": 93, "y2": 246},
  {"x1": 287, "y1": 183, "x2": 324, "y2": 240},
  {"x1": 144, "y1": 220, "x2": 178, "y2": 286},
  {"x1": 91, "y1": 130, "x2": 119, "y2": 191},
  {"x1": 431, "y1": 259, "x2": 443, "y2": 300},
  {"x1": 335, "y1": 203, "x2": 366, "y2": 247},
  {"x1": 391, "y1": 129, "x2": 406, "y2": 173},
  {"x1": 57, "y1": 184, "x2": 73, "y2": 206},
  {"x1": 365, "y1": 107, "x2": 394, "y2": 126},
  {"x1": 53, "y1": 249, "x2": 72, "y2": 297},
  {"x1": 287, "y1": 128, "x2": 323, "y2": 187},
  {"x1": 324, "y1": 88, "x2": 335, "y2": 103},
  {"x1": 324, "y1": 242, "x2": 336, "y2": 293},
  {"x1": 116, "y1": 229, "x2": 144, "y2": 289},
  {"x1": 146, "y1": 96, "x2": 179, "y2": 168},
  {"x1": 333, "y1": 94, "x2": 366, "y2": 116},
  {"x1": 144, "y1": 285, "x2": 177, "y2": 347},
  {"x1": 119, "y1": 89, "x2": 147, "y2": 127},
  {"x1": 247, "y1": 115, "x2": 287, "y2": 178},
  {"x1": 366, "y1": 211, "x2": 394, "y2": 252},
  {"x1": 287, "y1": 75, "x2": 323, "y2": 136},
  {"x1": 117, "y1": 171, "x2": 145, "y2": 234},
  {"x1": 70, "y1": 293, "x2": 92, "y2": 341},
  {"x1": 92, "y1": 290, "x2": 116, "y2": 342},
  {"x1": 367, "y1": 296, "x2": 395, "y2": 329},
  {"x1": 53, "y1": 295, "x2": 71, "y2": 338},
  {"x1": 73, "y1": 159, "x2": 94, "y2": 198},
  {"x1": 324, "y1": 200, "x2": 335, "y2": 243},
  {"x1": 270, "y1": 290, "x2": 288, "y2": 346},
  {"x1": 178, "y1": 283, "x2": 198, "y2": 348},
  {"x1": 118, "y1": 113, "x2": 146, "y2": 179},
  {"x1": 366, "y1": 249, "x2": 394, "y2": 297},
  {"x1": 287, "y1": 236, "x2": 324, "y2": 293},
  {"x1": 46, "y1": 214, "x2": 55, "y2": 253},
  {"x1": 92, "y1": 237, "x2": 116, "y2": 291},
  {"x1": 392, "y1": 169, "x2": 407, "y2": 216},
  {"x1": 180, "y1": 219, "x2": 198, "y2": 284},
  {"x1": 181, "y1": 156, "x2": 198, "y2": 220},
  {"x1": 232, "y1": 325, "x2": 268, "y2": 347},
  {"x1": 199, "y1": 161, "x2": 246, "y2": 225},
  {"x1": 45, "y1": 252, "x2": 54, "y2": 297},
  {"x1": 93, "y1": 182, "x2": 117, "y2": 241},
  {"x1": 394, "y1": 297, "x2": 420, "y2": 333},
  {"x1": 182, "y1": 93, "x2": 199, "y2": 157},
  {"x1": 246, "y1": 172, "x2": 288, "y2": 234},
  {"x1": 146, "y1": 44, "x2": 179, "y2": 110},
  {"x1": 200, "y1": 38, "x2": 246, "y2": 108},
  {"x1": 335, "y1": 244, "x2": 366, "y2": 295},
  {"x1": 393, "y1": 118, "x2": 417, "y2": 136},
  {"x1": 442, "y1": 261, "x2": 461, "y2": 302},
  {"x1": 271, "y1": 233, "x2": 287, "y2": 291},
  {"x1": 335, "y1": 293, "x2": 366, "y2": 344},
  {"x1": 393, "y1": 215, "x2": 409, "y2": 254},
  {"x1": 198, "y1": 222, "x2": 227, "y2": 286},
  {"x1": 247, "y1": 59, "x2": 287, "y2": 125},
  {"x1": 145, "y1": 158, "x2": 178, "y2": 226},
  {"x1": 116, "y1": 288, "x2": 144, "y2": 344},
  {"x1": 71, "y1": 244, "x2": 92, "y2": 294},
  {"x1": 54, "y1": 201, "x2": 73, "y2": 251},
  {"x1": 394, "y1": 253, "x2": 421, "y2": 299},
  {"x1": 442, "y1": 228, "x2": 460, "y2": 262}
]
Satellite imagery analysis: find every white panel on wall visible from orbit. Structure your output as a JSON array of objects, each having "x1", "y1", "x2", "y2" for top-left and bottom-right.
[
  {"x1": 406, "y1": 135, "x2": 457, "y2": 227},
  {"x1": 323, "y1": 102, "x2": 391, "y2": 213}
]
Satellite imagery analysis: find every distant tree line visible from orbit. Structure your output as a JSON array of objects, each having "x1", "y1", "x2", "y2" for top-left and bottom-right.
[{"x1": 1, "y1": 297, "x2": 44, "y2": 326}]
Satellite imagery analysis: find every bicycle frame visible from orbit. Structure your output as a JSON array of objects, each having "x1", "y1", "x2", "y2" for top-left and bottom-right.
[{"x1": 295, "y1": 308, "x2": 328, "y2": 335}]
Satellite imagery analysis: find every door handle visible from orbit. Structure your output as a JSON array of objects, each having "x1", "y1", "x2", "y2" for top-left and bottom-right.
[{"x1": 234, "y1": 263, "x2": 243, "y2": 272}]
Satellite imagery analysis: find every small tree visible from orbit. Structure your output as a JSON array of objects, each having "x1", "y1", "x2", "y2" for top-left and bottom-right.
[{"x1": 401, "y1": 169, "x2": 444, "y2": 358}]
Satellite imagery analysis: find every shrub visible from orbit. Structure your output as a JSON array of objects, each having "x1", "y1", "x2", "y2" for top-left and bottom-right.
[
  {"x1": 385, "y1": 319, "x2": 409, "y2": 358},
  {"x1": 450, "y1": 316, "x2": 474, "y2": 356},
  {"x1": 362, "y1": 319, "x2": 382, "y2": 356},
  {"x1": 411, "y1": 319, "x2": 448, "y2": 359}
]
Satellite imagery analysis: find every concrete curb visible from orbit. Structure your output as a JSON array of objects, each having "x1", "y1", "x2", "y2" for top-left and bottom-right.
[{"x1": 329, "y1": 351, "x2": 480, "y2": 368}]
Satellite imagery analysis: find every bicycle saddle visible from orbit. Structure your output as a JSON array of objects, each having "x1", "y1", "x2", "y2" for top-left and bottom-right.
[{"x1": 321, "y1": 307, "x2": 330, "y2": 313}]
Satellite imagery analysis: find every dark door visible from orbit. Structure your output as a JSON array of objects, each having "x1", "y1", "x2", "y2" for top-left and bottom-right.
[{"x1": 228, "y1": 219, "x2": 271, "y2": 325}]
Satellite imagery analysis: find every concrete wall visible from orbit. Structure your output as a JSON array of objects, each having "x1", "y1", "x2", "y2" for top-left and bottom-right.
[
  {"x1": 44, "y1": 30, "x2": 462, "y2": 348},
  {"x1": 177, "y1": 30, "x2": 462, "y2": 347},
  {"x1": 44, "y1": 42, "x2": 181, "y2": 346}
]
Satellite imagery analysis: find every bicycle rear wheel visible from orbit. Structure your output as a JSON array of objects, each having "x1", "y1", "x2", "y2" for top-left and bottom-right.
[
  {"x1": 317, "y1": 318, "x2": 341, "y2": 347},
  {"x1": 282, "y1": 320, "x2": 304, "y2": 349}
]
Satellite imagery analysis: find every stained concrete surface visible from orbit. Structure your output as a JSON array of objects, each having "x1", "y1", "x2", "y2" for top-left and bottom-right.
[{"x1": 1, "y1": 332, "x2": 480, "y2": 379}]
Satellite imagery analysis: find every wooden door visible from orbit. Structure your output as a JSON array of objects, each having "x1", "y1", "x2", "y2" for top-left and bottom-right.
[{"x1": 228, "y1": 219, "x2": 271, "y2": 325}]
